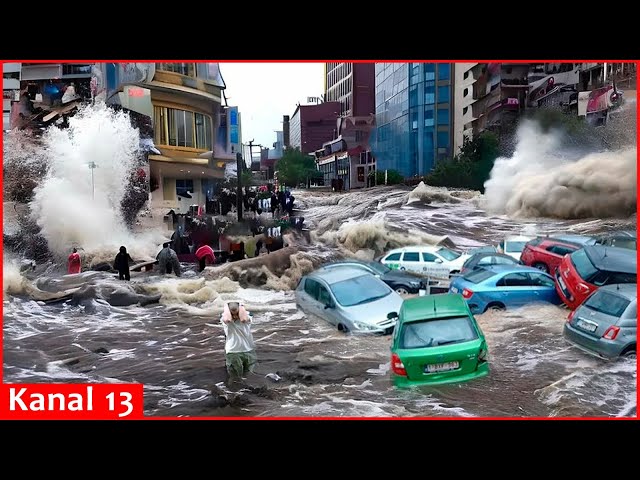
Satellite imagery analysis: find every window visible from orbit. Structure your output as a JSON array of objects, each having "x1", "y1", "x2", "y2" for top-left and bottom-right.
[
  {"x1": 329, "y1": 275, "x2": 390, "y2": 307},
  {"x1": 436, "y1": 248, "x2": 460, "y2": 261},
  {"x1": 463, "y1": 71, "x2": 469, "y2": 80},
  {"x1": 425, "y1": 83, "x2": 435, "y2": 104},
  {"x1": 437, "y1": 108, "x2": 449, "y2": 126},
  {"x1": 497, "y1": 272, "x2": 530, "y2": 287},
  {"x1": 157, "y1": 63, "x2": 196, "y2": 77},
  {"x1": 403, "y1": 252, "x2": 420, "y2": 262},
  {"x1": 154, "y1": 107, "x2": 212, "y2": 150},
  {"x1": 438, "y1": 85, "x2": 450, "y2": 103},
  {"x1": 175, "y1": 179, "x2": 193, "y2": 198},
  {"x1": 438, "y1": 64, "x2": 450, "y2": 80},
  {"x1": 424, "y1": 64, "x2": 435, "y2": 81},
  {"x1": 584, "y1": 291, "x2": 631, "y2": 318},
  {"x1": 464, "y1": 269, "x2": 497, "y2": 284},
  {"x1": 463, "y1": 88, "x2": 469, "y2": 97},
  {"x1": 437, "y1": 131, "x2": 450, "y2": 148},
  {"x1": 424, "y1": 108, "x2": 434, "y2": 127},
  {"x1": 528, "y1": 273, "x2": 554, "y2": 287},
  {"x1": 385, "y1": 253, "x2": 402, "y2": 262},
  {"x1": 547, "y1": 245, "x2": 576, "y2": 256},
  {"x1": 422, "y1": 252, "x2": 438, "y2": 262},
  {"x1": 570, "y1": 250, "x2": 598, "y2": 282},
  {"x1": 463, "y1": 106, "x2": 469, "y2": 115},
  {"x1": 400, "y1": 316, "x2": 478, "y2": 349},
  {"x1": 318, "y1": 286, "x2": 332, "y2": 305},
  {"x1": 304, "y1": 278, "x2": 320, "y2": 299}
]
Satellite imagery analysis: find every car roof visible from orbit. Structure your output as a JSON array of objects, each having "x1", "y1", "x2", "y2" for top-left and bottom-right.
[
  {"x1": 546, "y1": 234, "x2": 596, "y2": 245},
  {"x1": 321, "y1": 260, "x2": 378, "y2": 269},
  {"x1": 597, "y1": 283, "x2": 638, "y2": 301},
  {"x1": 476, "y1": 264, "x2": 549, "y2": 275},
  {"x1": 583, "y1": 245, "x2": 637, "y2": 274},
  {"x1": 385, "y1": 245, "x2": 442, "y2": 254},
  {"x1": 307, "y1": 267, "x2": 372, "y2": 284},
  {"x1": 601, "y1": 230, "x2": 636, "y2": 239},
  {"x1": 467, "y1": 252, "x2": 516, "y2": 261},
  {"x1": 401, "y1": 294, "x2": 470, "y2": 323},
  {"x1": 504, "y1": 236, "x2": 533, "y2": 242}
]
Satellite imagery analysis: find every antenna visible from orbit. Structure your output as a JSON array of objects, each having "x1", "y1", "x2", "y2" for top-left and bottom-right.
[{"x1": 433, "y1": 299, "x2": 437, "y2": 314}]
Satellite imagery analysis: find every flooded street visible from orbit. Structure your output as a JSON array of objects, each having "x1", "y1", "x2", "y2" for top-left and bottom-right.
[{"x1": 3, "y1": 185, "x2": 636, "y2": 417}]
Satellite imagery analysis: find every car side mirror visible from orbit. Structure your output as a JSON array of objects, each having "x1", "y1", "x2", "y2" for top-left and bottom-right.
[
  {"x1": 387, "y1": 312, "x2": 398, "y2": 320},
  {"x1": 324, "y1": 303, "x2": 333, "y2": 309},
  {"x1": 434, "y1": 258, "x2": 443, "y2": 264}
]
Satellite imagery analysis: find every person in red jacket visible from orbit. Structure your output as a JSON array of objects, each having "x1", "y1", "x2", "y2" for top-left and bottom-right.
[
  {"x1": 195, "y1": 244, "x2": 215, "y2": 272},
  {"x1": 67, "y1": 247, "x2": 81, "y2": 274}
]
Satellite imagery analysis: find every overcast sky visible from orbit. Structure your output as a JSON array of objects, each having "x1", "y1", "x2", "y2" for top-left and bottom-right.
[{"x1": 219, "y1": 63, "x2": 325, "y2": 154}]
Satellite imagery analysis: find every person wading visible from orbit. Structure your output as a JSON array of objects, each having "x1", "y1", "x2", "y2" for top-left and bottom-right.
[
  {"x1": 195, "y1": 244, "x2": 215, "y2": 272},
  {"x1": 156, "y1": 242, "x2": 181, "y2": 276},
  {"x1": 113, "y1": 245, "x2": 134, "y2": 281},
  {"x1": 220, "y1": 301, "x2": 257, "y2": 385},
  {"x1": 67, "y1": 247, "x2": 82, "y2": 274}
]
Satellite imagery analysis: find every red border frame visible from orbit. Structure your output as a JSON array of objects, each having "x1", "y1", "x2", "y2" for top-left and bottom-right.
[{"x1": 1, "y1": 60, "x2": 637, "y2": 420}]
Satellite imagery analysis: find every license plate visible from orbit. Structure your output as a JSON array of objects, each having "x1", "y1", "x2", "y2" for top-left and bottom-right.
[
  {"x1": 576, "y1": 318, "x2": 597, "y2": 333},
  {"x1": 425, "y1": 361, "x2": 459, "y2": 373},
  {"x1": 451, "y1": 286, "x2": 459, "y2": 293}
]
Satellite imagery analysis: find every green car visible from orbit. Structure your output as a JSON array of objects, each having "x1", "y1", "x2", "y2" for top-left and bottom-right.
[{"x1": 390, "y1": 293, "x2": 489, "y2": 387}]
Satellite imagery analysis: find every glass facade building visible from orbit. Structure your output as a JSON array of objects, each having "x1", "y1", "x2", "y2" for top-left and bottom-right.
[{"x1": 373, "y1": 63, "x2": 453, "y2": 177}]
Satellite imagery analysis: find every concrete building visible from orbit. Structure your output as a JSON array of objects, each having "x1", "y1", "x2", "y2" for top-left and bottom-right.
[
  {"x1": 453, "y1": 63, "x2": 477, "y2": 155},
  {"x1": 3, "y1": 63, "x2": 21, "y2": 131},
  {"x1": 288, "y1": 102, "x2": 341, "y2": 154},
  {"x1": 103, "y1": 62, "x2": 230, "y2": 214},
  {"x1": 374, "y1": 63, "x2": 453, "y2": 178},
  {"x1": 325, "y1": 63, "x2": 376, "y2": 117}
]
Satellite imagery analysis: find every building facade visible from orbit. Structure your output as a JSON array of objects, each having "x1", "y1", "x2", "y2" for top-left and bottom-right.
[
  {"x1": 288, "y1": 102, "x2": 341, "y2": 154},
  {"x1": 103, "y1": 62, "x2": 229, "y2": 214},
  {"x1": 325, "y1": 63, "x2": 376, "y2": 117},
  {"x1": 3, "y1": 63, "x2": 21, "y2": 131},
  {"x1": 374, "y1": 63, "x2": 453, "y2": 178}
]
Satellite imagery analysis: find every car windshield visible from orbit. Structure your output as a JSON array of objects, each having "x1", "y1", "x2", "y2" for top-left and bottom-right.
[
  {"x1": 367, "y1": 262, "x2": 391, "y2": 275},
  {"x1": 584, "y1": 291, "x2": 631, "y2": 318},
  {"x1": 505, "y1": 241, "x2": 527, "y2": 253},
  {"x1": 400, "y1": 316, "x2": 478, "y2": 349},
  {"x1": 437, "y1": 247, "x2": 461, "y2": 261},
  {"x1": 570, "y1": 249, "x2": 599, "y2": 282},
  {"x1": 330, "y1": 275, "x2": 391, "y2": 307},
  {"x1": 463, "y1": 268, "x2": 497, "y2": 284}
]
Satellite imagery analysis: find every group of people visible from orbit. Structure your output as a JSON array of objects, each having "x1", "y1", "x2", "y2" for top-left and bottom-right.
[{"x1": 67, "y1": 246, "x2": 257, "y2": 385}]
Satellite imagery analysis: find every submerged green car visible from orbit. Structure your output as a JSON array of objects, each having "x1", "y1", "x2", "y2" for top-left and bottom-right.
[{"x1": 390, "y1": 293, "x2": 489, "y2": 387}]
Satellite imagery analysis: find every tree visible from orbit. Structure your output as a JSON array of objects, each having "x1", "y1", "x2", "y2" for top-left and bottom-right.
[
  {"x1": 425, "y1": 132, "x2": 499, "y2": 193},
  {"x1": 275, "y1": 147, "x2": 321, "y2": 187}
]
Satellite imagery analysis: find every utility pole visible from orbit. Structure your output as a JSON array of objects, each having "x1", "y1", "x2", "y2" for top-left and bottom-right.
[{"x1": 88, "y1": 161, "x2": 98, "y2": 200}]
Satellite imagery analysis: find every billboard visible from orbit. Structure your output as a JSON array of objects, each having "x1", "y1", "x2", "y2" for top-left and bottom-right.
[{"x1": 229, "y1": 106, "x2": 239, "y2": 145}]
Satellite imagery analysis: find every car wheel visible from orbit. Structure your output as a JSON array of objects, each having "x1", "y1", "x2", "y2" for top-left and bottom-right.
[
  {"x1": 533, "y1": 262, "x2": 549, "y2": 273},
  {"x1": 395, "y1": 286, "x2": 410, "y2": 295},
  {"x1": 485, "y1": 303, "x2": 505, "y2": 312},
  {"x1": 621, "y1": 347, "x2": 636, "y2": 358}
]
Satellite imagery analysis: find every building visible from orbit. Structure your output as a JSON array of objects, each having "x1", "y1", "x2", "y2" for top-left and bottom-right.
[
  {"x1": 374, "y1": 63, "x2": 453, "y2": 178},
  {"x1": 288, "y1": 102, "x2": 341, "y2": 154},
  {"x1": 103, "y1": 62, "x2": 229, "y2": 214},
  {"x1": 3, "y1": 63, "x2": 21, "y2": 131},
  {"x1": 453, "y1": 62, "x2": 632, "y2": 149},
  {"x1": 282, "y1": 115, "x2": 290, "y2": 148},
  {"x1": 325, "y1": 63, "x2": 376, "y2": 117}
]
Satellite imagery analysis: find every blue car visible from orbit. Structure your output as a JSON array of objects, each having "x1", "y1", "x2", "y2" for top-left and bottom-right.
[{"x1": 449, "y1": 265, "x2": 561, "y2": 314}]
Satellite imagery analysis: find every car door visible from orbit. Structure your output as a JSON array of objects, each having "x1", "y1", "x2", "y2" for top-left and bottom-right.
[
  {"x1": 400, "y1": 251, "x2": 422, "y2": 274},
  {"x1": 421, "y1": 252, "x2": 451, "y2": 279},
  {"x1": 299, "y1": 278, "x2": 322, "y2": 316},
  {"x1": 317, "y1": 283, "x2": 341, "y2": 326},
  {"x1": 527, "y1": 271, "x2": 558, "y2": 303},
  {"x1": 383, "y1": 252, "x2": 402, "y2": 270},
  {"x1": 546, "y1": 245, "x2": 576, "y2": 273},
  {"x1": 494, "y1": 272, "x2": 532, "y2": 307}
]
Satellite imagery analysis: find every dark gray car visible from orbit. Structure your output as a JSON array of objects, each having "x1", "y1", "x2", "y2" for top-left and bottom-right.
[
  {"x1": 563, "y1": 283, "x2": 637, "y2": 359},
  {"x1": 595, "y1": 230, "x2": 637, "y2": 250},
  {"x1": 319, "y1": 260, "x2": 427, "y2": 295}
]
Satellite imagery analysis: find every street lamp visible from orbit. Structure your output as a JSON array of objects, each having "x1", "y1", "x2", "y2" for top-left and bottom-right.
[{"x1": 87, "y1": 161, "x2": 98, "y2": 200}]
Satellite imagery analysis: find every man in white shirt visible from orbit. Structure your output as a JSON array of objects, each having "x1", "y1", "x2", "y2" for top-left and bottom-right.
[{"x1": 221, "y1": 301, "x2": 257, "y2": 384}]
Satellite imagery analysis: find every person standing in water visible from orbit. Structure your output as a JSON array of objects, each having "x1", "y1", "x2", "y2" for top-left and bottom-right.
[
  {"x1": 156, "y1": 242, "x2": 182, "y2": 276},
  {"x1": 195, "y1": 244, "x2": 216, "y2": 272},
  {"x1": 220, "y1": 301, "x2": 257, "y2": 385},
  {"x1": 113, "y1": 245, "x2": 134, "y2": 281},
  {"x1": 67, "y1": 247, "x2": 82, "y2": 274}
]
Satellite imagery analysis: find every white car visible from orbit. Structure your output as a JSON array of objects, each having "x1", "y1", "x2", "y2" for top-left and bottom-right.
[
  {"x1": 497, "y1": 236, "x2": 534, "y2": 262},
  {"x1": 379, "y1": 245, "x2": 470, "y2": 278}
]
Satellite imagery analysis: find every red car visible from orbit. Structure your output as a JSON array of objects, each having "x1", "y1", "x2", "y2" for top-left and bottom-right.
[
  {"x1": 520, "y1": 236, "x2": 593, "y2": 275},
  {"x1": 555, "y1": 245, "x2": 636, "y2": 310}
]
